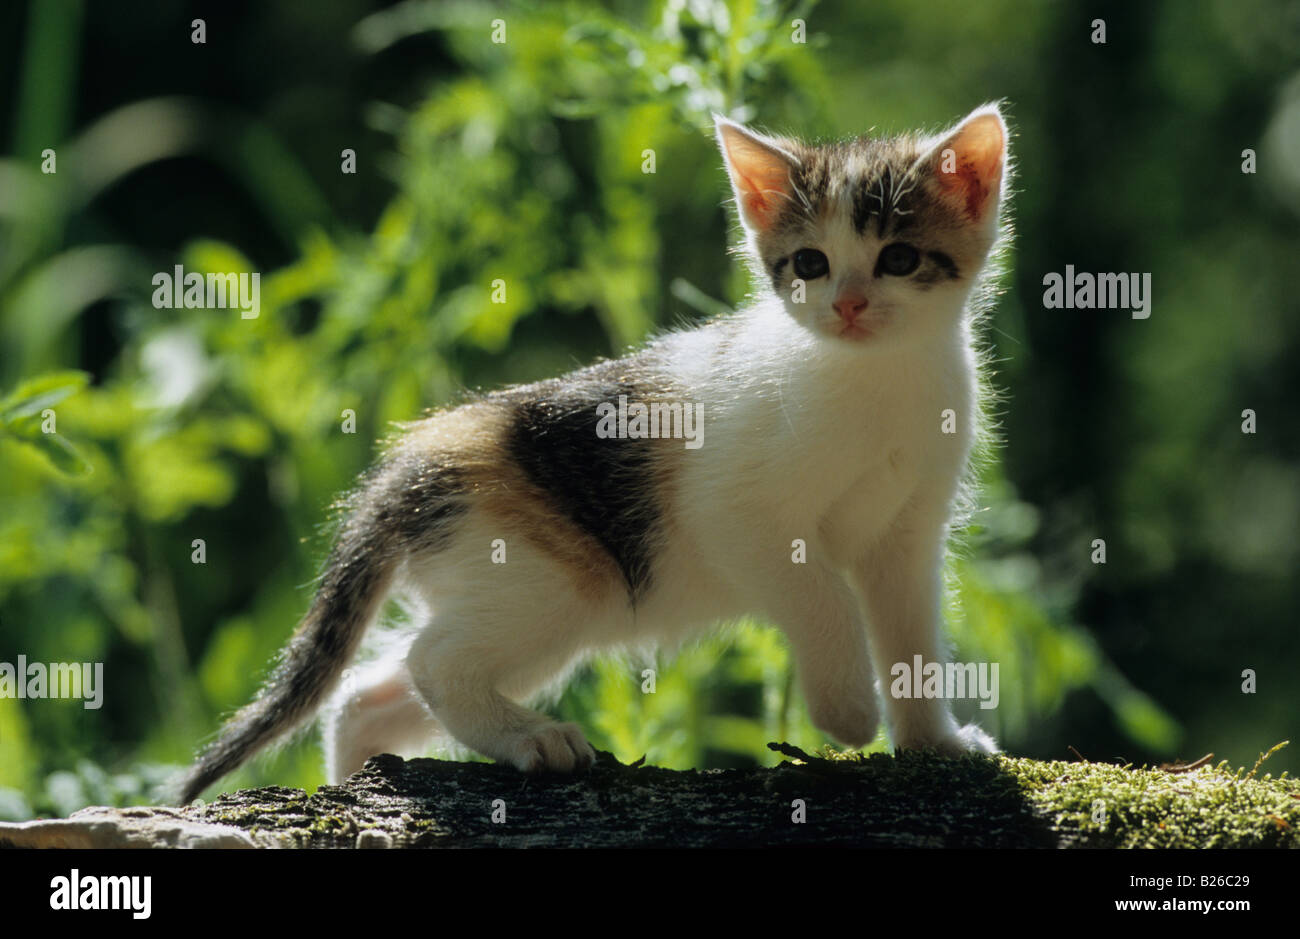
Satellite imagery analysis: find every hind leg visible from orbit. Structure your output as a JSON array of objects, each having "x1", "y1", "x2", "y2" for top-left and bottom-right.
[
  {"x1": 321, "y1": 650, "x2": 444, "y2": 783},
  {"x1": 405, "y1": 616, "x2": 597, "y2": 773},
  {"x1": 401, "y1": 531, "x2": 612, "y2": 773}
]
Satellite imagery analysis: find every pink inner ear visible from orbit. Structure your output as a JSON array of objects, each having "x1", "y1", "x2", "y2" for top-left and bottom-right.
[
  {"x1": 740, "y1": 182, "x2": 784, "y2": 229},
  {"x1": 935, "y1": 113, "x2": 1004, "y2": 221},
  {"x1": 723, "y1": 133, "x2": 793, "y2": 230}
]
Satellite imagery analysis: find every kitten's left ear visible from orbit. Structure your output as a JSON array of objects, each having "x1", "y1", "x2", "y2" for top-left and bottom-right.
[
  {"x1": 921, "y1": 104, "x2": 1008, "y2": 224},
  {"x1": 714, "y1": 115, "x2": 801, "y2": 233}
]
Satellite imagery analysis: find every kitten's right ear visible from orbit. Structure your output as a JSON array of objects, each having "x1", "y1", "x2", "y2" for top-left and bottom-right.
[
  {"x1": 919, "y1": 104, "x2": 1008, "y2": 225},
  {"x1": 714, "y1": 115, "x2": 800, "y2": 233}
]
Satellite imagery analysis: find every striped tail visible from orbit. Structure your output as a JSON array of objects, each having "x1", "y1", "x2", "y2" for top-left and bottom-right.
[{"x1": 174, "y1": 508, "x2": 397, "y2": 804}]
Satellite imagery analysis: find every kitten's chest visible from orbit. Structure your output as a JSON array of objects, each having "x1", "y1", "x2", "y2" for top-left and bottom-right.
[
  {"x1": 763, "y1": 347, "x2": 974, "y2": 530},
  {"x1": 677, "y1": 335, "x2": 976, "y2": 560},
  {"x1": 810, "y1": 350, "x2": 970, "y2": 468},
  {"x1": 815, "y1": 359, "x2": 973, "y2": 553}
]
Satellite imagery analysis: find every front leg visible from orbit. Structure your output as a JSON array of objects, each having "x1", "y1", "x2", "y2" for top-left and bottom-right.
[
  {"x1": 761, "y1": 563, "x2": 880, "y2": 749},
  {"x1": 854, "y1": 496, "x2": 998, "y2": 755}
]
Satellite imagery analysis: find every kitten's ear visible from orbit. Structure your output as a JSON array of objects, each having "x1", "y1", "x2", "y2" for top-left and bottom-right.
[
  {"x1": 714, "y1": 115, "x2": 800, "y2": 233},
  {"x1": 921, "y1": 104, "x2": 1008, "y2": 224}
]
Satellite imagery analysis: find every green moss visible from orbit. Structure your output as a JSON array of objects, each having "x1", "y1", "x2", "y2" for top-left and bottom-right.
[
  {"x1": 808, "y1": 740, "x2": 1299, "y2": 848},
  {"x1": 1008, "y1": 756, "x2": 1297, "y2": 848},
  {"x1": 306, "y1": 815, "x2": 350, "y2": 834}
]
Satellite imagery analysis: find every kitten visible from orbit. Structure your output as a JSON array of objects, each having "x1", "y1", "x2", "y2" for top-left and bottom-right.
[{"x1": 175, "y1": 103, "x2": 1011, "y2": 803}]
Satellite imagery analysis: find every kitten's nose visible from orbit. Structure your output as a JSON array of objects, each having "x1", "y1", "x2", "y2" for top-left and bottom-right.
[{"x1": 833, "y1": 293, "x2": 869, "y2": 323}]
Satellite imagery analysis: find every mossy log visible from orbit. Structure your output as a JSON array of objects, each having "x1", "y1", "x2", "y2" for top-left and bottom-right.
[{"x1": 2, "y1": 745, "x2": 1296, "y2": 848}]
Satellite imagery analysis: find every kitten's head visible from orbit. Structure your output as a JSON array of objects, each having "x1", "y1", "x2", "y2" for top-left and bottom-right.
[{"x1": 715, "y1": 104, "x2": 1010, "y2": 345}]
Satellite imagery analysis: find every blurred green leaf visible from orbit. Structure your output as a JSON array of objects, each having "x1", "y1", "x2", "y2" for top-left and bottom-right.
[
  {"x1": 0, "y1": 369, "x2": 88, "y2": 422},
  {"x1": 20, "y1": 430, "x2": 93, "y2": 476}
]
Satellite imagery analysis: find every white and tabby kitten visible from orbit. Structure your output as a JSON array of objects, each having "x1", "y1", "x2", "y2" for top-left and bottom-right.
[{"x1": 177, "y1": 103, "x2": 1012, "y2": 802}]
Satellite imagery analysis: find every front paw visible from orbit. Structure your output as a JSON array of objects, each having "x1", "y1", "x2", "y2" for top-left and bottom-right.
[
  {"x1": 947, "y1": 722, "x2": 999, "y2": 755},
  {"x1": 898, "y1": 721, "x2": 999, "y2": 757},
  {"x1": 809, "y1": 697, "x2": 881, "y2": 749},
  {"x1": 505, "y1": 721, "x2": 596, "y2": 774},
  {"x1": 899, "y1": 717, "x2": 998, "y2": 754}
]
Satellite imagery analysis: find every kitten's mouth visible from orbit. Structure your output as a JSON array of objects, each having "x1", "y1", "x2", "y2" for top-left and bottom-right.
[{"x1": 835, "y1": 315, "x2": 885, "y2": 341}]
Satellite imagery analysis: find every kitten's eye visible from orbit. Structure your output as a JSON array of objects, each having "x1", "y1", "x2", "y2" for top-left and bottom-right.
[
  {"x1": 877, "y1": 243, "x2": 920, "y2": 277},
  {"x1": 792, "y1": 248, "x2": 829, "y2": 280}
]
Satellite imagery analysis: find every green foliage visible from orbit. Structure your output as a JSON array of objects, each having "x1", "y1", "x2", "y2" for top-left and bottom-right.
[{"x1": 0, "y1": 370, "x2": 92, "y2": 474}]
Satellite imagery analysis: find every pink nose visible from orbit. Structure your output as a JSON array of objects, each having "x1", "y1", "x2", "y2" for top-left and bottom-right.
[{"x1": 833, "y1": 294, "x2": 868, "y2": 323}]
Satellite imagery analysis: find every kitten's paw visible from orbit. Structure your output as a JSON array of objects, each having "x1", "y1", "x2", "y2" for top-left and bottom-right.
[
  {"x1": 945, "y1": 722, "x2": 999, "y2": 755},
  {"x1": 506, "y1": 721, "x2": 596, "y2": 774},
  {"x1": 957, "y1": 722, "x2": 999, "y2": 754},
  {"x1": 901, "y1": 722, "x2": 999, "y2": 757},
  {"x1": 809, "y1": 698, "x2": 880, "y2": 749}
]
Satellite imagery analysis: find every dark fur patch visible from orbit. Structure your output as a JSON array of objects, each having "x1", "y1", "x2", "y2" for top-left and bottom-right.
[
  {"x1": 852, "y1": 175, "x2": 875, "y2": 235},
  {"x1": 770, "y1": 255, "x2": 789, "y2": 288},
  {"x1": 910, "y1": 250, "x2": 963, "y2": 289},
  {"x1": 793, "y1": 152, "x2": 832, "y2": 210},
  {"x1": 500, "y1": 359, "x2": 665, "y2": 600},
  {"x1": 868, "y1": 165, "x2": 896, "y2": 238},
  {"x1": 928, "y1": 251, "x2": 960, "y2": 279},
  {"x1": 366, "y1": 462, "x2": 468, "y2": 553}
]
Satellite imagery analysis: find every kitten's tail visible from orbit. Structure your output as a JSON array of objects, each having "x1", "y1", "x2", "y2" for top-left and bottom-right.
[{"x1": 172, "y1": 500, "x2": 399, "y2": 805}]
